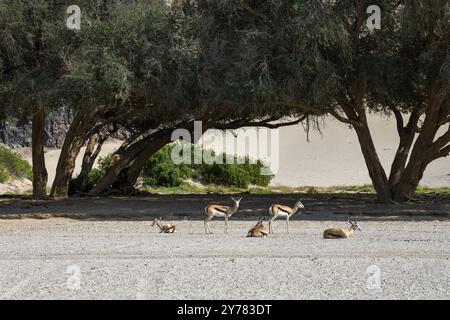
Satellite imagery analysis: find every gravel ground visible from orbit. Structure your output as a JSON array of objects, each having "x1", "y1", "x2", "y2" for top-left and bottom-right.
[{"x1": 0, "y1": 218, "x2": 449, "y2": 300}]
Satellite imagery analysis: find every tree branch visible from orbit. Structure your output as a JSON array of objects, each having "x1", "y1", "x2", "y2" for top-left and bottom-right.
[
  {"x1": 391, "y1": 106, "x2": 405, "y2": 137},
  {"x1": 244, "y1": 115, "x2": 307, "y2": 129},
  {"x1": 340, "y1": 16, "x2": 353, "y2": 35},
  {"x1": 239, "y1": 0, "x2": 275, "y2": 29},
  {"x1": 329, "y1": 109, "x2": 363, "y2": 128},
  {"x1": 434, "y1": 125, "x2": 450, "y2": 147},
  {"x1": 215, "y1": 115, "x2": 307, "y2": 130},
  {"x1": 430, "y1": 144, "x2": 450, "y2": 162},
  {"x1": 439, "y1": 116, "x2": 450, "y2": 127}
]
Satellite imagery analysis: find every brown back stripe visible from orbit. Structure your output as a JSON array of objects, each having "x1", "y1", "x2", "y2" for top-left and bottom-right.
[
  {"x1": 278, "y1": 207, "x2": 290, "y2": 214},
  {"x1": 215, "y1": 207, "x2": 227, "y2": 214}
]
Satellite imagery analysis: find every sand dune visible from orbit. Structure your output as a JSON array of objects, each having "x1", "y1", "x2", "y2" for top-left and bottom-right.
[{"x1": 204, "y1": 115, "x2": 449, "y2": 188}]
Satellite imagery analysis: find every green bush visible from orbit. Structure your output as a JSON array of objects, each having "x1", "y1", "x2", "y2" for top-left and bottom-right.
[
  {"x1": 76, "y1": 143, "x2": 274, "y2": 191},
  {"x1": 0, "y1": 164, "x2": 9, "y2": 183},
  {"x1": 69, "y1": 154, "x2": 113, "y2": 194},
  {"x1": 86, "y1": 154, "x2": 113, "y2": 188},
  {"x1": 306, "y1": 186, "x2": 319, "y2": 194},
  {"x1": 142, "y1": 143, "x2": 273, "y2": 189},
  {"x1": 142, "y1": 146, "x2": 186, "y2": 187},
  {"x1": 0, "y1": 146, "x2": 32, "y2": 182}
]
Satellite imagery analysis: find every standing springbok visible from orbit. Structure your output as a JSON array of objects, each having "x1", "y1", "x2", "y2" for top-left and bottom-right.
[
  {"x1": 204, "y1": 196, "x2": 242, "y2": 234},
  {"x1": 247, "y1": 217, "x2": 269, "y2": 238},
  {"x1": 323, "y1": 220, "x2": 361, "y2": 239},
  {"x1": 152, "y1": 217, "x2": 176, "y2": 233},
  {"x1": 268, "y1": 200, "x2": 304, "y2": 234}
]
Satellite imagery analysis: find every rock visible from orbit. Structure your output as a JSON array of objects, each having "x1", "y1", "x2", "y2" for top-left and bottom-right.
[
  {"x1": 0, "y1": 106, "x2": 73, "y2": 149},
  {"x1": 0, "y1": 107, "x2": 128, "y2": 149}
]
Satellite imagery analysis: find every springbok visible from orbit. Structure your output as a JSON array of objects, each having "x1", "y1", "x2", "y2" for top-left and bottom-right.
[
  {"x1": 152, "y1": 217, "x2": 176, "y2": 233},
  {"x1": 323, "y1": 220, "x2": 361, "y2": 239},
  {"x1": 247, "y1": 217, "x2": 269, "y2": 238},
  {"x1": 268, "y1": 200, "x2": 304, "y2": 234},
  {"x1": 204, "y1": 196, "x2": 242, "y2": 234}
]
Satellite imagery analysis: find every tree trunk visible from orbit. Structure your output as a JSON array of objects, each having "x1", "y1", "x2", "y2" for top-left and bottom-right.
[
  {"x1": 88, "y1": 133, "x2": 159, "y2": 196},
  {"x1": 390, "y1": 85, "x2": 450, "y2": 202},
  {"x1": 391, "y1": 138, "x2": 449, "y2": 201},
  {"x1": 340, "y1": 97, "x2": 392, "y2": 203},
  {"x1": 89, "y1": 122, "x2": 198, "y2": 196},
  {"x1": 115, "y1": 121, "x2": 212, "y2": 193},
  {"x1": 71, "y1": 132, "x2": 106, "y2": 193},
  {"x1": 388, "y1": 111, "x2": 421, "y2": 190},
  {"x1": 31, "y1": 110, "x2": 48, "y2": 200},
  {"x1": 353, "y1": 124, "x2": 392, "y2": 203},
  {"x1": 114, "y1": 135, "x2": 173, "y2": 193},
  {"x1": 80, "y1": 133, "x2": 105, "y2": 183},
  {"x1": 50, "y1": 110, "x2": 93, "y2": 199},
  {"x1": 391, "y1": 168, "x2": 423, "y2": 202}
]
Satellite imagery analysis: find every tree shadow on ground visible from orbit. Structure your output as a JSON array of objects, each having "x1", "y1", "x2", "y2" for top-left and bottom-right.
[{"x1": 0, "y1": 193, "x2": 449, "y2": 222}]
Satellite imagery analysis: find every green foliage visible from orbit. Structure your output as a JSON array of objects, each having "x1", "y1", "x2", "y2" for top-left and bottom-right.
[
  {"x1": 70, "y1": 152, "x2": 115, "y2": 194},
  {"x1": 198, "y1": 158, "x2": 272, "y2": 189},
  {"x1": 415, "y1": 186, "x2": 450, "y2": 195},
  {"x1": 306, "y1": 187, "x2": 319, "y2": 195},
  {"x1": 0, "y1": 164, "x2": 9, "y2": 183},
  {"x1": 141, "y1": 144, "x2": 273, "y2": 189},
  {"x1": 83, "y1": 154, "x2": 113, "y2": 191},
  {"x1": 142, "y1": 145, "x2": 188, "y2": 188},
  {"x1": 0, "y1": 0, "x2": 71, "y2": 115},
  {"x1": 144, "y1": 184, "x2": 271, "y2": 195},
  {"x1": 0, "y1": 146, "x2": 32, "y2": 182}
]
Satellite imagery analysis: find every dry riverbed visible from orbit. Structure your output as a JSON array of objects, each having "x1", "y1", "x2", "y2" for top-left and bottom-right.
[{"x1": 0, "y1": 215, "x2": 449, "y2": 299}]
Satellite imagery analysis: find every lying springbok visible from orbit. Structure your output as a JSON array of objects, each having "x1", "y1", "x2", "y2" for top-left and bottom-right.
[
  {"x1": 152, "y1": 217, "x2": 176, "y2": 233},
  {"x1": 247, "y1": 217, "x2": 269, "y2": 238},
  {"x1": 204, "y1": 196, "x2": 242, "y2": 234},
  {"x1": 323, "y1": 220, "x2": 361, "y2": 239},
  {"x1": 268, "y1": 200, "x2": 304, "y2": 234}
]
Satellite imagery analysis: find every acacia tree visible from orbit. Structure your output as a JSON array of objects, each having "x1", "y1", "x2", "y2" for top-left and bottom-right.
[
  {"x1": 193, "y1": 0, "x2": 449, "y2": 203},
  {"x1": 52, "y1": 0, "x2": 203, "y2": 196},
  {"x1": 296, "y1": 0, "x2": 450, "y2": 202},
  {"x1": 95, "y1": 0, "x2": 319, "y2": 195},
  {"x1": 0, "y1": 1, "x2": 70, "y2": 199},
  {"x1": 48, "y1": 0, "x2": 193, "y2": 198}
]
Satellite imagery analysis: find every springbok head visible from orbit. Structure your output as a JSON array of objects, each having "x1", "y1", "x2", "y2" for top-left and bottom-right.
[
  {"x1": 296, "y1": 200, "x2": 305, "y2": 209},
  {"x1": 256, "y1": 216, "x2": 265, "y2": 224},
  {"x1": 348, "y1": 219, "x2": 362, "y2": 231},
  {"x1": 231, "y1": 196, "x2": 243, "y2": 205},
  {"x1": 151, "y1": 217, "x2": 162, "y2": 227}
]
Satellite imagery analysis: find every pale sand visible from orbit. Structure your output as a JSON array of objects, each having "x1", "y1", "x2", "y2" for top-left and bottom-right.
[
  {"x1": 0, "y1": 194, "x2": 448, "y2": 299},
  {"x1": 0, "y1": 218, "x2": 449, "y2": 299},
  {"x1": 0, "y1": 178, "x2": 32, "y2": 195},
  {"x1": 204, "y1": 115, "x2": 450, "y2": 188}
]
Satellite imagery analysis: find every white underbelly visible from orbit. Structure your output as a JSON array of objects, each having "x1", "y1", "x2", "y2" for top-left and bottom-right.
[
  {"x1": 276, "y1": 211, "x2": 289, "y2": 218},
  {"x1": 213, "y1": 211, "x2": 227, "y2": 218}
]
